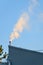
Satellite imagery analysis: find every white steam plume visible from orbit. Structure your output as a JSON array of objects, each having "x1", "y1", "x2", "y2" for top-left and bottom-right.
[
  {"x1": 9, "y1": 0, "x2": 39, "y2": 43},
  {"x1": 9, "y1": 13, "x2": 29, "y2": 42}
]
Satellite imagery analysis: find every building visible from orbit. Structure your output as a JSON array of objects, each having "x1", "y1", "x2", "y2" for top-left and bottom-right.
[{"x1": 0, "y1": 45, "x2": 43, "y2": 65}]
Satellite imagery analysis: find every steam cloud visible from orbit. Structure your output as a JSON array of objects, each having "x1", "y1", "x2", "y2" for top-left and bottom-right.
[
  {"x1": 9, "y1": 0, "x2": 38, "y2": 43},
  {"x1": 9, "y1": 13, "x2": 29, "y2": 42}
]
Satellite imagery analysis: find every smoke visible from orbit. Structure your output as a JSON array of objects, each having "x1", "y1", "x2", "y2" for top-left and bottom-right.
[
  {"x1": 9, "y1": 13, "x2": 29, "y2": 42},
  {"x1": 9, "y1": 0, "x2": 39, "y2": 43}
]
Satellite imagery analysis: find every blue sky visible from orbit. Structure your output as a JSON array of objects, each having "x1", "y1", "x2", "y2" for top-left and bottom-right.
[{"x1": 0, "y1": 0, "x2": 43, "y2": 54}]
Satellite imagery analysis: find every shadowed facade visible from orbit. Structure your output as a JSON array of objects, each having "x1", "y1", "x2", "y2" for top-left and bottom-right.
[
  {"x1": 8, "y1": 46, "x2": 43, "y2": 65},
  {"x1": 0, "y1": 45, "x2": 43, "y2": 65}
]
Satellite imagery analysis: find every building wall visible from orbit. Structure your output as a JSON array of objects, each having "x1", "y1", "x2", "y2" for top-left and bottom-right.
[{"x1": 8, "y1": 46, "x2": 43, "y2": 65}]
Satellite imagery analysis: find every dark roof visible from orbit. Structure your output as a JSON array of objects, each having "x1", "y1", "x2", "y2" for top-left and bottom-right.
[
  {"x1": 9, "y1": 45, "x2": 43, "y2": 54},
  {"x1": 8, "y1": 45, "x2": 43, "y2": 65}
]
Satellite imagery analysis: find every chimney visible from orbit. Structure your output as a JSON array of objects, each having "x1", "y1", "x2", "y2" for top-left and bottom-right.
[{"x1": 9, "y1": 41, "x2": 11, "y2": 45}]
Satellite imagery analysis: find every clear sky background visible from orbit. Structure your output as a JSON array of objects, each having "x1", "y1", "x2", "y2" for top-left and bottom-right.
[{"x1": 0, "y1": 0, "x2": 43, "y2": 54}]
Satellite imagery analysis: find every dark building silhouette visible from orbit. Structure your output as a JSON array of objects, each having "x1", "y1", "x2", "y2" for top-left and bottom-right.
[{"x1": 0, "y1": 45, "x2": 43, "y2": 65}]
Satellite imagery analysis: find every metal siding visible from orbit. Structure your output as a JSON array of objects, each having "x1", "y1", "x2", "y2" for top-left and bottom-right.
[{"x1": 8, "y1": 46, "x2": 43, "y2": 65}]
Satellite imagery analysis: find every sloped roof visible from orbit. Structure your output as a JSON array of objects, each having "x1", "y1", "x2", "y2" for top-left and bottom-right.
[{"x1": 8, "y1": 45, "x2": 43, "y2": 65}]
